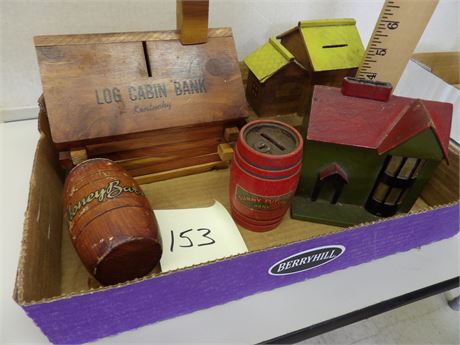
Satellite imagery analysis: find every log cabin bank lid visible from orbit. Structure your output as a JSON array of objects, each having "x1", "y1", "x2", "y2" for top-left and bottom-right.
[
  {"x1": 277, "y1": 19, "x2": 364, "y2": 72},
  {"x1": 243, "y1": 37, "x2": 296, "y2": 83},
  {"x1": 307, "y1": 85, "x2": 453, "y2": 162},
  {"x1": 34, "y1": 28, "x2": 246, "y2": 150}
]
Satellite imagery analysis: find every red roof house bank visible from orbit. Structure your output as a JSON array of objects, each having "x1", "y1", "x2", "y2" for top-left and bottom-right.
[{"x1": 291, "y1": 78, "x2": 453, "y2": 226}]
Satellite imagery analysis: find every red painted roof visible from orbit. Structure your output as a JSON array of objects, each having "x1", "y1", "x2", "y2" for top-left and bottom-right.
[
  {"x1": 378, "y1": 100, "x2": 432, "y2": 154},
  {"x1": 307, "y1": 86, "x2": 453, "y2": 161},
  {"x1": 319, "y1": 163, "x2": 349, "y2": 182}
]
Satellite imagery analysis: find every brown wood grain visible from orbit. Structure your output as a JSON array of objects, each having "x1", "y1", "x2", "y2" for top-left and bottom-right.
[
  {"x1": 59, "y1": 151, "x2": 74, "y2": 171},
  {"x1": 79, "y1": 117, "x2": 244, "y2": 152},
  {"x1": 245, "y1": 60, "x2": 355, "y2": 119},
  {"x1": 85, "y1": 122, "x2": 226, "y2": 156},
  {"x1": 224, "y1": 127, "x2": 239, "y2": 142},
  {"x1": 134, "y1": 160, "x2": 226, "y2": 184},
  {"x1": 279, "y1": 29, "x2": 310, "y2": 69},
  {"x1": 103, "y1": 139, "x2": 220, "y2": 161},
  {"x1": 34, "y1": 28, "x2": 232, "y2": 46},
  {"x1": 252, "y1": 28, "x2": 358, "y2": 118},
  {"x1": 36, "y1": 31, "x2": 245, "y2": 150},
  {"x1": 118, "y1": 156, "x2": 179, "y2": 170},
  {"x1": 127, "y1": 153, "x2": 220, "y2": 176},
  {"x1": 177, "y1": 0, "x2": 209, "y2": 45},
  {"x1": 36, "y1": 25, "x2": 246, "y2": 179},
  {"x1": 63, "y1": 159, "x2": 162, "y2": 285},
  {"x1": 246, "y1": 63, "x2": 309, "y2": 116}
]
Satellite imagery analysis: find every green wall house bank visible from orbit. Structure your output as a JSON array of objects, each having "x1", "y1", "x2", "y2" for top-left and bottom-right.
[{"x1": 291, "y1": 78, "x2": 453, "y2": 227}]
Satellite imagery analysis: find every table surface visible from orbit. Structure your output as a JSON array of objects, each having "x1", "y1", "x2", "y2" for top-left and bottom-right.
[{"x1": 1, "y1": 119, "x2": 459, "y2": 344}]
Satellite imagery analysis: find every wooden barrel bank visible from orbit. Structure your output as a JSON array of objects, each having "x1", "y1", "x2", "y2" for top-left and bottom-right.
[
  {"x1": 63, "y1": 158, "x2": 162, "y2": 285},
  {"x1": 229, "y1": 120, "x2": 303, "y2": 232}
]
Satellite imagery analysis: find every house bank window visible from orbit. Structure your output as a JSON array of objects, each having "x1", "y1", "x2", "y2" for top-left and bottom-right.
[
  {"x1": 365, "y1": 155, "x2": 425, "y2": 217},
  {"x1": 250, "y1": 79, "x2": 260, "y2": 97}
]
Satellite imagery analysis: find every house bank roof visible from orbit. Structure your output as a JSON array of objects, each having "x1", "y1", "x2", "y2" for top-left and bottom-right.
[
  {"x1": 244, "y1": 37, "x2": 295, "y2": 83},
  {"x1": 307, "y1": 85, "x2": 453, "y2": 161},
  {"x1": 277, "y1": 18, "x2": 365, "y2": 72}
]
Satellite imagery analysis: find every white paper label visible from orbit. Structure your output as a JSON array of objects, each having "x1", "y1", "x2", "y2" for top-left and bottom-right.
[{"x1": 154, "y1": 201, "x2": 248, "y2": 272}]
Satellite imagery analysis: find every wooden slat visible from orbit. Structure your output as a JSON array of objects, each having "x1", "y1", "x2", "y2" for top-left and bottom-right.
[
  {"x1": 217, "y1": 143, "x2": 234, "y2": 161},
  {"x1": 100, "y1": 137, "x2": 221, "y2": 161},
  {"x1": 34, "y1": 27, "x2": 232, "y2": 46},
  {"x1": 70, "y1": 148, "x2": 88, "y2": 165},
  {"x1": 177, "y1": 0, "x2": 209, "y2": 45},
  {"x1": 119, "y1": 156, "x2": 179, "y2": 170},
  {"x1": 110, "y1": 144, "x2": 219, "y2": 167},
  {"x1": 86, "y1": 123, "x2": 225, "y2": 156},
  {"x1": 134, "y1": 161, "x2": 226, "y2": 184},
  {"x1": 128, "y1": 153, "x2": 221, "y2": 177},
  {"x1": 224, "y1": 127, "x2": 239, "y2": 142}
]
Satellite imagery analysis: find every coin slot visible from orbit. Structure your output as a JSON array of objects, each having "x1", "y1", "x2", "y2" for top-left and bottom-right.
[
  {"x1": 322, "y1": 44, "x2": 348, "y2": 48},
  {"x1": 245, "y1": 123, "x2": 298, "y2": 155},
  {"x1": 142, "y1": 41, "x2": 152, "y2": 77},
  {"x1": 260, "y1": 132, "x2": 286, "y2": 151}
]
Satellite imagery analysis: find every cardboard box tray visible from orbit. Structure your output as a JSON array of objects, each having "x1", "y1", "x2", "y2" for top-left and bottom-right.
[
  {"x1": 13, "y1": 51, "x2": 460, "y2": 344},
  {"x1": 13, "y1": 109, "x2": 459, "y2": 344}
]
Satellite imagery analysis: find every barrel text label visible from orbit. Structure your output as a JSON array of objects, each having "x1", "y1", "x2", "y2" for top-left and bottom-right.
[
  {"x1": 235, "y1": 185, "x2": 292, "y2": 211},
  {"x1": 67, "y1": 180, "x2": 144, "y2": 222}
]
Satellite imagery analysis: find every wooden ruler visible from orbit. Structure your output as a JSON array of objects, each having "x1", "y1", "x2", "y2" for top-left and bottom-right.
[{"x1": 356, "y1": 0, "x2": 439, "y2": 87}]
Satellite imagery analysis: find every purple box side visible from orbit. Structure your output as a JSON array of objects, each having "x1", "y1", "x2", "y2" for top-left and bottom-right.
[{"x1": 24, "y1": 204, "x2": 459, "y2": 344}]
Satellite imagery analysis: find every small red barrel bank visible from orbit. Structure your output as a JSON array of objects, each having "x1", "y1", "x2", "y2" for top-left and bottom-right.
[
  {"x1": 229, "y1": 120, "x2": 303, "y2": 232},
  {"x1": 63, "y1": 159, "x2": 162, "y2": 285}
]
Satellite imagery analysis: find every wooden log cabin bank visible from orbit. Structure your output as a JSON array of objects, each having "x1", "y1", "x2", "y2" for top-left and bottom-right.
[{"x1": 34, "y1": 25, "x2": 246, "y2": 182}]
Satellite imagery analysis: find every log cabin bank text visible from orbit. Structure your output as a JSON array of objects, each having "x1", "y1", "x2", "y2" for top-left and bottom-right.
[{"x1": 94, "y1": 79, "x2": 208, "y2": 105}]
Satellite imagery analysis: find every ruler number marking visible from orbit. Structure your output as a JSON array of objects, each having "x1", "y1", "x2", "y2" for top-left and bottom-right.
[
  {"x1": 358, "y1": 0, "x2": 437, "y2": 87},
  {"x1": 386, "y1": 21, "x2": 399, "y2": 29},
  {"x1": 357, "y1": 72, "x2": 378, "y2": 81},
  {"x1": 366, "y1": 73, "x2": 378, "y2": 80}
]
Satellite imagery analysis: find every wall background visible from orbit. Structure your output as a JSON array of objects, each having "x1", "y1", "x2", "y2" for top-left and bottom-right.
[{"x1": 0, "y1": 0, "x2": 459, "y2": 121}]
